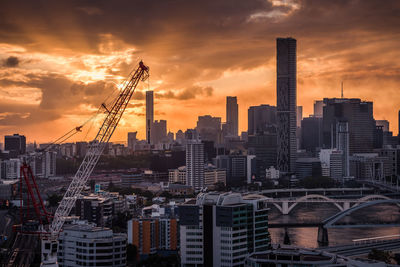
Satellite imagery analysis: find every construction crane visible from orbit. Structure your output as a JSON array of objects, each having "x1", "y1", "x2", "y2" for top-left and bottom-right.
[{"x1": 41, "y1": 60, "x2": 149, "y2": 266}]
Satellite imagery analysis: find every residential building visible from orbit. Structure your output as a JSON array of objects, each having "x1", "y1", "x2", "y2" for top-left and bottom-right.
[
  {"x1": 127, "y1": 217, "x2": 178, "y2": 259},
  {"x1": 75, "y1": 195, "x2": 113, "y2": 227},
  {"x1": 0, "y1": 158, "x2": 20, "y2": 179},
  {"x1": 204, "y1": 165, "x2": 226, "y2": 188},
  {"x1": 276, "y1": 37, "x2": 297, "y2": 173},
  {"x1": 186, "y1": 139, "x2": 204, "y2": 190},
  {"x1": 169, "y1": 166, "x2": 187, "y2": 184}
]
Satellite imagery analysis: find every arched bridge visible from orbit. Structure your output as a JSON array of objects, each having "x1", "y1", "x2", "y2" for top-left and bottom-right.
[
  {"x1": 265, "y1": 194, "x2": 393, "y2": 215},
  {"x1": 322, "y1": 199, "x2": 400, "y2": 228}
]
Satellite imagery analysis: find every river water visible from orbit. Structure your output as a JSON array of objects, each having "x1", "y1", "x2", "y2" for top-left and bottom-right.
[{"x1": 268, "y1": 203, "x2": 400, "y2": 248}]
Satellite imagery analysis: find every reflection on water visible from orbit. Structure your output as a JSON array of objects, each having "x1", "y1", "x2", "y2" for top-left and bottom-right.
[{"x1": 268, "y1": 203, "x2": 400, "y2": 248}]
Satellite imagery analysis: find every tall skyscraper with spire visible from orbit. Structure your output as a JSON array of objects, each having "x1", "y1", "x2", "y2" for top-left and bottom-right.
[
  {"x1": 226, "y1": 96, "x2": 238, "y2": 137},
  {"x1": 276, "y1": 37, "x2": 297, "y2": 173},
  {"x1": 146, "y1": 91, "x2": 154, "y2": 144}
]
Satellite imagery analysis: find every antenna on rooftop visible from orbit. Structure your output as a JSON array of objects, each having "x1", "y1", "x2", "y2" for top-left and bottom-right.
[{"x1": 341, "y1": 81, "x2": 344, "y2": 98}]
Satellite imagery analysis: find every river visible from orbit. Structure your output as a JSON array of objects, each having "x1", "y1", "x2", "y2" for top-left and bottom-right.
[{"x1": 268, "y1": 202, "x2": 400, "y2": 248}]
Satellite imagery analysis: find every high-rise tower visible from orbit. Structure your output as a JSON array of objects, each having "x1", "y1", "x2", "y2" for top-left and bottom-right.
[
  {"x1": 276, "y1": 37, "x2": 297, "y2": 173},
  {"x1": 146, "y1": 91, "x2": 154, "y2": 144},
  {"x1": 186, "y1": 139, "x2": 204, "y2": 190},
  {"x1": 226, "y1": 96, "x2": 238, "y2": 136}
]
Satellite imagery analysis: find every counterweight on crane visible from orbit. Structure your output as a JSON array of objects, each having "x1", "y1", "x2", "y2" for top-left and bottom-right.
[{"x1": 41, "y1": 61, "x2": 149, "y2": 266}]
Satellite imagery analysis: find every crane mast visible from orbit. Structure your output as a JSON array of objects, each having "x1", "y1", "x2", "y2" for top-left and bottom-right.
[{"x1": 41, "y1": 61, "x2": 149, "y2": 266}]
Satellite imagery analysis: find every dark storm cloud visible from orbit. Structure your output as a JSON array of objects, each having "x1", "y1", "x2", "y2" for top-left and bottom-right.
[
  {"x1": 155, "y1": 85, "x2": 214, "y2": 100},
  {"x1": 3, "y1": 56, "x2": 19, "y2": 67},
  {"x1": 0, "y1": 72, "x2": 117, "y2": 125},
  {"x1": 0, "y1": 0, "x2": 400, "y2": 135}
]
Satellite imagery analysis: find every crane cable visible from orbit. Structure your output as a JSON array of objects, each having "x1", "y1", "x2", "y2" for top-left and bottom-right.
[{"x1": 40, "y1": 66, "x2": 141, "y2": 151}]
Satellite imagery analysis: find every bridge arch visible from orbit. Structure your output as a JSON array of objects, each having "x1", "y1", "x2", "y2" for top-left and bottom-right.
[
  {"x1": 357, "y1": 194, "x2": 391, "y2": 202},
  {"x1": 287, "y1": 194, "x2": 344, "y2": 214},
  {"x1": 323, "y1": 199, "x2": 400, "y2": 228}
]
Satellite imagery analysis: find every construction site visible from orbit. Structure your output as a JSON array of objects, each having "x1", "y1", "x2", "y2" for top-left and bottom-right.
[{"x1": 1, "y1": 61, "x2": 150, "y2": 267}]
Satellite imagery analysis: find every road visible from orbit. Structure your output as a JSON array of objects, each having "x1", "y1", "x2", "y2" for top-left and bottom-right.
[{"x1": 321, "y1": 239, "x2": 400, "y2": 257}]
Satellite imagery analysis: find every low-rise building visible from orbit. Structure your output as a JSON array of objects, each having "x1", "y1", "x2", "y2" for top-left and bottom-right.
[{"x1": 58, "y1": 221, "x2": 126, "y2": 267}]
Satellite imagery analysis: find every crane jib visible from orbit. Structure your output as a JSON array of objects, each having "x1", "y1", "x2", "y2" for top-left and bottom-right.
[{"x1": 49, "y1": 61, "x2": 149, "y2": 238}]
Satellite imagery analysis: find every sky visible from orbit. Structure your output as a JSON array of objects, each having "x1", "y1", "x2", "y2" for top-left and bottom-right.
[{"x1": 0, "y1": 0, "x2": 399, "y2": 143}]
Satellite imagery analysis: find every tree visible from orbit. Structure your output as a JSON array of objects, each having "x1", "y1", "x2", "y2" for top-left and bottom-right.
[
  {"x1": 47, "y1": 193, "x2": 63, "y2": 207},
  {"x1": 126, "y1": 244, "x2": 138, "y2": 266},
  {"x1": 368, "y1": 249, "x2": 396, "y2": 264},
  {"x1": 299, "y1": 176, "x2": 335, "y2": 189},
  {"x1": 160, "y1": 191, "x2": 173, "y2": 199}
]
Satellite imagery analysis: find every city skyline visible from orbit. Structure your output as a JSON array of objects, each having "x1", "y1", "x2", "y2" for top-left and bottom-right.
[{"x1": 0, "y1": 0, "x2": 399, "y2": 143}]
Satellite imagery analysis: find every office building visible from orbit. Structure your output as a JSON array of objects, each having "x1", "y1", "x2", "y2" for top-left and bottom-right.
[
  {"x1": 57, "y1": 222, "x2": 126, "y2": 267},
  {"x1": 296, "y1": 106, "x2": 303, "y2": 128},
  {"x1": 151, "y1": 120, "x2": 167, "y2": 145},
  {"x1": 248, "y1": 105, "x2": 277, "y2": 135},
  {"x1": 146, "y1": 91, "x2": 154, "y2": 144},
  {"x1": 214, "y1": 154, "x2": 251, "y2": 186},
  {"x1": 186, "y1": 139, "x2": 204, "y2": 190},
  {"x1": 376, "y1": 120, "x2": 389, "y2": 132},
  {"x1": 179, "y1": 192, "x2": 270, "y2": 267},
  {"x1": 4, "y1": 134, "x2": 26, "y2": 157},
  {"x1": 248, "y1": 130, "x2": 277, "y2": 180},
  {"x1": 314, "y1": 100, "x2": 324, "y2": 118},
  {"x1": 322, "y1": 98, "x2": 375, "y2": 154},
  {"x1": 301, "y1": 116, "x2": 323, "y2": 155},
  {"x1": 295, "y1": 158, "x2": 322, "y2": 180},
  {"x1": 350, "y1": 153, "x2": 387, "y2": 181},
  {"x1": 398, "y1": 110, "x2": 400, "y2": 138},
  {"x1": 196, "y1": 115, "x2": 221, "y2": 143},
  {"x1": 276, "y1": 37, "x2": 297, "y2": 173},
  {"x1": 127, "y1": 218, "x2": 178, "y2": 259},
  {"x1": 319, "y1": 149, "x2": 343, "y2": 180},
  {"x1": 336, "y1": 121, "x2": 350, "y2": 177},
  {"x1": 226, "y1": 96, "x2": 239, "y2": 137}
]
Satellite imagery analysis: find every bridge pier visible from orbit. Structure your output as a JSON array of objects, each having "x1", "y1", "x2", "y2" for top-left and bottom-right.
[
  {"x1": 282, "y1": 201, "x2": 289, "y2": 215},
  {"x1": 317, "y1": 226, "x2": 329, "y2": 246},
  {"x1": 283, "y1": 227, "x2": 291, "y2": 245}
]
